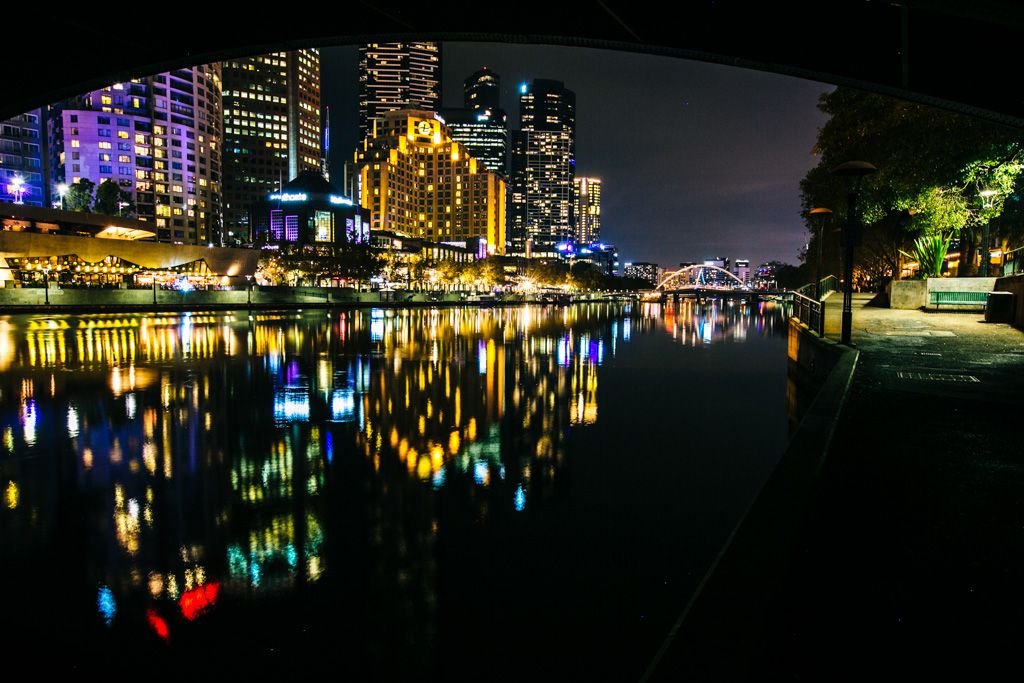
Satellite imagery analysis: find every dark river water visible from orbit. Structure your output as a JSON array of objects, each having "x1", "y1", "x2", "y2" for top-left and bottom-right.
[{"x1": 0, "y1": 300, "x2": 789, "y2": 680}]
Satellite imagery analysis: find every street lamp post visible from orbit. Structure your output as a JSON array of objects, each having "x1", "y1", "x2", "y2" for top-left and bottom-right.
[
  {"x1": 245, "y1": 274, "x2": 253, "y2": 306},
  {"x1": 809, "y1": 207, "x2": 833, "y2": 300},
  {"x1": 43, "y1": 266, "x2": 51, "y2": 305},
  {"x1": 57, "y1": 183, "x2": 68, "y2": 211},
  {"x1": 831, "y1": 161, "x2": 878, "y2": 345},
  {"x1": 6, "y1": 176, "x2": 27, "y2": 204},
  {"x1": 979, "y1": 189, "x2": 998, "y2": 277}
]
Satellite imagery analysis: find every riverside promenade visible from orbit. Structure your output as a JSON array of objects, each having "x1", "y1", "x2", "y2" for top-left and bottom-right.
[{"x1": 645, "y1": 293, "x2": 1024, "y2": 680}]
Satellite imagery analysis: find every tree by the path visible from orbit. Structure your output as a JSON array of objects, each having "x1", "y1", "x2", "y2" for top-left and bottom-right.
[{"x1": 801, "y1": 87, "x2": 1024, "y2": 278}]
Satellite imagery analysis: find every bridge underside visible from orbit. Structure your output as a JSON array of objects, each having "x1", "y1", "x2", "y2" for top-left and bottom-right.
[{"x1": 5, "y1": 2, "x2": 1024, "y2": 125}]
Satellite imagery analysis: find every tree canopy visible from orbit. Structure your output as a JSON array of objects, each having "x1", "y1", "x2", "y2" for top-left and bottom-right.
[
  {"x1": 801, "y1": 88, "x2": 1024, "y2": 278},
  {"x1": 94, "y1": 180, "x2": 135, "y2": 217},
  {"x1": 64, "y1": 179, "x2": 95, "y2": 212}
]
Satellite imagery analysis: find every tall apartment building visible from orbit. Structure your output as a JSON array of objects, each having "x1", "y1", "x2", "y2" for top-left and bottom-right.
[
  {"x1": 50, "y1": 65, "x2": 223, "y2": 244},
  {"x1": 355, "y1": 109, "x2": 506, "y2": 254},
  {"x1": 510, "y1": 79, "x2": 576, "y2": 255},
  {"x1": 222, "y1": 49, "x2": 321, "y2": 244},
  {"x1": 1, "y1": 110, "x2": 47, "y2": 207},
  {"x1": 465, "y1": 67, "x2": 501, "y2": 111},
  {"x1": 573, "y1": 176, "x2": 601, "y2": 243},
  {"x1": 441, "y1": 108, "x2": 508, "y2": 176},
  {"x1": 441, "y1": 67, "x2": 508, "y2": 176},
  {"x1": 358, "y1": 42, "x2": 441, "y2": 142}
]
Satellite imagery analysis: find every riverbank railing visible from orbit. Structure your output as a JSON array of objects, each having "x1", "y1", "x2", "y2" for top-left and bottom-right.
[
  {"x1": 789, "y1": 290, "x2": 825, "y2": 336},
  {"x1": 795, "y1": 274, "x2": 839, "y2": 299}
]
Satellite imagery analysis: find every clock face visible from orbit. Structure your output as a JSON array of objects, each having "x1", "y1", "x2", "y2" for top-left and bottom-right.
[{"x1": 417, "y1": 120, "x2": 432, "y2": 136}]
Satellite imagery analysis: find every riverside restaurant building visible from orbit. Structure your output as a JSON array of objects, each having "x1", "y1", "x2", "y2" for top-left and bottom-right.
[{"x1": 0, "y1": 203, "x2": 258, "y2": 289}]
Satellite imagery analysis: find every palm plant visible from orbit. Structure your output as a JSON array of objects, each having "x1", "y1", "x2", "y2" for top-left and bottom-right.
[{"x1": 901, "y1": 231, "x2": 953, "y2": 278}]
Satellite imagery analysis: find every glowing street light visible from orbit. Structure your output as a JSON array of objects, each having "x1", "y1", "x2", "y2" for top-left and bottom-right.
[
  {"x1": 6, "y1": 176, "x2": 28, "y2": 204},
  {"x1": 809, "y1": 207, "x2": 833, "y2": 302},
  {"x1": 56, "y1": 183, "x2": 68, "y2": 210},
  {"x1": 979, "y1": 188, "x2": 999, "y2": 277}
]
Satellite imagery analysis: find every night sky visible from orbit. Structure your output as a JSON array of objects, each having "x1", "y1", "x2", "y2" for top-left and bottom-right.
[{"x1": 322, "y1": 42, "x2": 833, "y2": 268}]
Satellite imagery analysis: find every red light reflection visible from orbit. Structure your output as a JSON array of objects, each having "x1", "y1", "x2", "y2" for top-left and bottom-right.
[
  {"x1": 146, "y1": 608, "x2": 170, "y2": 641},
  {"x1": 179, "y1": 581, "x2": 221, "y2": 621}
]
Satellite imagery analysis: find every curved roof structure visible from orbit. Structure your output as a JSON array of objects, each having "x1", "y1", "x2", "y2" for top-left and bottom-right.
[{"x1": 7, "y1": 2, "x2": 1024, "y2": 125}]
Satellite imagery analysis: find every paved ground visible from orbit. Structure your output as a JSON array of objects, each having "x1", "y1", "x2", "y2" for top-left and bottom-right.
[{"x1": 647, "y1": 294, "x2": 1024, "y2": 680}]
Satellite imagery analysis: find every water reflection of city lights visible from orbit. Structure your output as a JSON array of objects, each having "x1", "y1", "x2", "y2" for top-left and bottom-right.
[
  {"x1": 473, "y1": 461, "x2": 489, "y2": 486},
  {"x1": 514, "y1": 485, "x2": 526, "y2": 512},
  {"x1": 274, "y1": 389, "x2": 310, "y2": 422},
  {"x1": 432, "y1": 467, "x2": 447, "y2": 489},
  {"x1": 148, "y1": 571, "x2": 165, "y2": 598},
  {"x1": 21, "y1": 399, "x2": 36, "y2": 446},
  {"x1": 96, "y1": 585, "x2": 117, "y2": 626},
  {"x1": 179, "y1": 581, "x2": 221, "y2": 621},
  {"x1": 4, "y1": 480, "x2": 18, "y2": 509},
  {"x1": 67, "y1": 406, "x2": 79, "y2": 438},
  {"x1": 0, "y1": 304, "x2": 690, "y2": 651},
  {"x1": 146, "y1": 608, "x2": 170, "y2": 641}
]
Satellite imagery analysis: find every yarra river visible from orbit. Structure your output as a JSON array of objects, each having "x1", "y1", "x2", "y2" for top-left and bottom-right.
[{"x1": 0, "y1": 300, "x2": 790, "y2": 679}]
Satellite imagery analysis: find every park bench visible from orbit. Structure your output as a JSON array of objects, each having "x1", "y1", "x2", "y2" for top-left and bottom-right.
[{"x1": 928, "y1": 290, "x2": 988, "y2": 309}]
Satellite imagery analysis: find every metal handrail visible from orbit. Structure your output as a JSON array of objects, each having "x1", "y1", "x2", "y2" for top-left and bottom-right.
[
  {"x1": 795, "y1": 274, "x2": 840, "y2": 299},
  {"x1": 819, "y1": 274, "x2": 840, "y2": 296},
  {"x1": 789, "y1": 290, "x2": 825, "y2": 336}
]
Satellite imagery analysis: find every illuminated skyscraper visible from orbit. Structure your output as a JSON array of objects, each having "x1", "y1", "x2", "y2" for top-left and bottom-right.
[
  {"x1": 510, "y1": 79, "x2": 576, "y2": 255},
  {"x1": 1, "y1": 110, "x2": 47, "y2": 207},
  {"x1": 221, "y1": 49, "x2": 322, "y2": 244},
  {"x1": 734, "y1": 259, "x2": 751, "y2": 285},
  {"x1": 441, "y1": 67, "x2": 508, "y2": 176},
  {"x1": 441, "y1": 109, "x2": 508, "y2": 176},
  {"x1": 355, "y1": 109, "x2": 506, "y2": 254},
  {"x1": 359, "y1": 42, "x2": 441, "y2": 142},
  {"x1": 464, "y1": 67, "x2": 500, "y2": 111},
  {"x1": 49, "y1": 65, "x2": 223, "y2": 244},
  {"x1": 573, "y1": 176, "x2": 601, "y2": 243}
]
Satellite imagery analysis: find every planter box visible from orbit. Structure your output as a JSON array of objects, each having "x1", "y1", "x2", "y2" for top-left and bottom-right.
[{"x1": 889, "y1": 279, "x2": 926, "y2": 309}]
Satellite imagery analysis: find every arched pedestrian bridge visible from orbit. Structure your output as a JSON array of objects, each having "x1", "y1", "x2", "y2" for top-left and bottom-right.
[{"x1": 656, "y1": 265, "x2": 751, "y2": 293}]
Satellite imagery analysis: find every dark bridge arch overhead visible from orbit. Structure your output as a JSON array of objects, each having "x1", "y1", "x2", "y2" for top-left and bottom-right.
[{"x1": 8, "y1": 1, "x2": 1024, "y2": 125}]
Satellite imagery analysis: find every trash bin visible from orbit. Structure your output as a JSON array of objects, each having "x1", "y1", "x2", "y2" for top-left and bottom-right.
[{"x1": 985, "y1": 291, "x2": 1015, "y2": 323}]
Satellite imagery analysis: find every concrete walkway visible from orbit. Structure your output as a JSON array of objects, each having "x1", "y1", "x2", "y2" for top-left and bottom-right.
[{"x1": 645, "y1": 293, "x2": 1024, "y2": 680}]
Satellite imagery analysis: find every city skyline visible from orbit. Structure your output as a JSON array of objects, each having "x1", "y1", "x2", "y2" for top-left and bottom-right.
[
  {"x1": 4, "y1": 41, "x2": 831, "y2": 271},
  {"x1": 323, "y1": 42, "x2": 832, "y2": 268}
]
